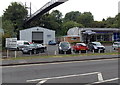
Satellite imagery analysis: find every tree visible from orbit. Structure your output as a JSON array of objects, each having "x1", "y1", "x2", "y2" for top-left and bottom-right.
[
  {"x1": 64, "y1": 11, "x2": 81, "y2": 22},
  {"x1": 3, "y1": 2, "x2": 28, "y2": 37},
  {"x1": 62, "y1": 21, "x2": 84, "y2": 35},
  {"x1": 77, "y1": 12, "x2": 94, "y2": 27},
  {"x1": 116, "y1": 13, "x2": 120, "y2": 28},
  {"x1": 2, "y1": 20, "x2": 15, "y2": 47},
  {"x1": 91, "y1": 21, "x2": 106, "y2": 28},
  {"x1": 50, "y1": 10, "x2": 62, "y2": 23}
]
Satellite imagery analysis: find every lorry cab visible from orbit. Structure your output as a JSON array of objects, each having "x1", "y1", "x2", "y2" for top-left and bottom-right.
[{"x1": 17, "y1": 40, "x2": 30, "y2": 50}]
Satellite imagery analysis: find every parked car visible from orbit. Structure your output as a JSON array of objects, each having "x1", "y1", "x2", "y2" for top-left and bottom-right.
[
  {"x1": 22, "y1": 43, "x2": 47, "y2": 54},
  {"x1": 58, "y1": 41, "x2": 72, "y2": 54},
  {"x1": 88, "y1": 42, "x2": 105, "y2": 53},
  {"x1": 48, "y1": 40, "x2": 57, "y2": 45},
  {"x1": 112, "y1": 42, "x2": 120, "y2": 50},
  {"x1": 72, "y1": 43, "x2": 89, "y2": 53},
  {"x1": 17, "y1": 40, "x2": 30, "y2": 50}
]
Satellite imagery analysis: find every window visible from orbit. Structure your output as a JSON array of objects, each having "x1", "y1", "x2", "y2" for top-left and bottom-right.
[{"x1": 71, "y1": 37, "x2": 77, "y2": 40}]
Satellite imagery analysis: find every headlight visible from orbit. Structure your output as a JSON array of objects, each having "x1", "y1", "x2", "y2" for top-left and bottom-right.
[
  {"x1": 93, "y1": 46, "x2": 97, "y2": 49},
  {"x1": 68, "y1": 46, "x2": 71, "y2": 49},
  {"x1": 59, "y1": 47, "x2": 62, "y2": 50}
]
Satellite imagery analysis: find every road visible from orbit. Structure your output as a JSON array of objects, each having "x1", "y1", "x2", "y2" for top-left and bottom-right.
[{"x1": 2, "y1": 56, "x2": 119, "y2": 84}]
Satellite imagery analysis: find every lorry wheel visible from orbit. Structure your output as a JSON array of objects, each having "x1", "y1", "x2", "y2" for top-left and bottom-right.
[
  {"x1": 29, "y1": 51, "x2": 32, "y2": 55},
  {"x1": 33, "y1": 50, "x2": 37, "y2": 54}
]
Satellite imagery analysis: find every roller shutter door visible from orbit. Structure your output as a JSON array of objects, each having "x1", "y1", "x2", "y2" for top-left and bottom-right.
[{"x1": 32, "y1": 32, "x2": 43, "y2": 40}]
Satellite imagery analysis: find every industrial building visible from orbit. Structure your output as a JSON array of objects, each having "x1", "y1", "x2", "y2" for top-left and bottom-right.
[
  {"x1": 66, "y1": 27, "x2": 120, "y2": 43},
  {"x1": 20, "y1": 27, "x2": 55, "y2": 44}
]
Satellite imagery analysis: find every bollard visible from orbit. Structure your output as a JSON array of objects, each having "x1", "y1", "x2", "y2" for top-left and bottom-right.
[
  {"x1": 98, "y1": 49, "x2": 101, "y2": 53},
  {"x1": 79, "y1": 51, "x2": 81, "y2": 54},
  {"x1": 15, "y1": 51, "x2": 17, "y2": 58},
  {"x1": 86, "y1": 50, "x2": 88, "y2": 54},
  {"x1": 7, "y1": 49, "x2": 9, "y2": 58},
  {"x1": 93, "y1": 50, "x2": 94, "y2": 53},
  {"x1": 54, "y1": 51, "x2": 57, "y2": 55}
]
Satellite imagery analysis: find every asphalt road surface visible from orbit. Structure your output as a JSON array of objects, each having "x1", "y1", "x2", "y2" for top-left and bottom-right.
[{"x1": 2, "y1": 56, "x2": 119, "y2": 85}]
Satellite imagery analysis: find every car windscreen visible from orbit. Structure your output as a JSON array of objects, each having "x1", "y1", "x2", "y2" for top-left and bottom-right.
[
  {"x1": 93, "y1": 42, "x2": 102, "y2": 46},
  {"x1": 114, "y1": 43, "x2": 120, "y2": 45},
  {"x1": 24, "y1": 42, "x2": 30, "y2": 45},
  {"x1": 77, "y1": 43, "x2": 86, "y2": 46},
  {"x1": 60, "y1": 42, "x2": 70, "y2": 47}
]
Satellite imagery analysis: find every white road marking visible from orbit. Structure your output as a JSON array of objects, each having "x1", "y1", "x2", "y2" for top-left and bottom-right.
[
  {"x1": 26, "y1": 72, "x2": 102, "y2": 83},
  {"x1": 1, "y1": 58, "x2": 118, "y2": 68},
  {"x1": 36, "y1": 80, "x2": 47, "y2": 85},
  {"x1": 97, "y1": 72, "x2": 104, "y2": 82},
  {"x1": 91, "y1": 77, "x2": 119, "y2": 84}
]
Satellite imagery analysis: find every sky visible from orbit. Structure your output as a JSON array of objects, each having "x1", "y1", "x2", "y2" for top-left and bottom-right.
[{"x1": 0, "y1": 0, "x2": 120, "y2": 21}]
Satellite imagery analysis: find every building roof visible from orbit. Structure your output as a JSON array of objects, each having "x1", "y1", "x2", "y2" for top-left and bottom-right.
[
  {"x1": 67, "y1": 27, "x2": 120, "y2": 36},
  {"x1": 63, "y1": 35, "x2": 80, "y2": 37},
  {"x1": 20, "y1": 26, "x2": 55, "y2": 32},
  {"x1": 68, "y1": 27, "x2": 120, "y2": 33},
  {"x1": 81, "y1": 28, "x2": 120, "y2": 32}
]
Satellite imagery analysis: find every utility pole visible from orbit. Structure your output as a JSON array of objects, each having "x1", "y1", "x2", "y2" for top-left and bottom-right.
[
  {"x1": 30, "y1": 2, "x2": 32, "y2": 17},
  {"x1": 25, "y1": 2, "x2": 32, "y2": 17}
]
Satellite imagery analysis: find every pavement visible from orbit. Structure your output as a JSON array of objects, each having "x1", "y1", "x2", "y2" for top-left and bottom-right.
[{"x1": 1, "y1": 54, "x2": 119, "y2": 66}]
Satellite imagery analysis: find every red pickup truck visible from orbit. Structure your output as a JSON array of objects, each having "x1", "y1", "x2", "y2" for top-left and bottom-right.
[{"x1": 72, "y1": 43, "x2": 88, "y2": 53}]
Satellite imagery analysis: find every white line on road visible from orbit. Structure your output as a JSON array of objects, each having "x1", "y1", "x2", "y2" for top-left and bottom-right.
[
  {"x1": 97, "y1": 72, "x2": 104, "y2": 82},
  {"x1": 26, "y1": 72, "x2": 102, "y2": 83},
  {"x1": 36, "y1": 80, "x2": 47, "y2": 85},
  {"x1": 91, "y1": 77, "x2": 119, "y2": 84},
  {"x1": 2, "y1": 58, "x2": 118, "y2": 68}
]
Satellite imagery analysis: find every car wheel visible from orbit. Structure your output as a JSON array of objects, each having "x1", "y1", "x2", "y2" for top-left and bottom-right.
[
  {"x1": 67, "y1": 49, "x2": 72, "y2": 54},
  {"x1": 59, "y1": 50, "x2": 64, "y2": 54},
  {"x1": 22, "y1": 51, "x2": 25, "y2": 54}
]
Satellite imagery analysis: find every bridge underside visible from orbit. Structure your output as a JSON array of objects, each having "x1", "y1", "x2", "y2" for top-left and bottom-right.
[{"x1": 25, "y1": 2, "x2": 64, "y2": 24}]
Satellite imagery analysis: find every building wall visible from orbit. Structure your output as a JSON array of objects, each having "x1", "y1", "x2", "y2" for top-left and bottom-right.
[
  {"x1": 68, "y1": 27, "x2": 120, "y2": 42},
  {"x1": 62, "y1": 36, "x2": 80, "y2": 43},
  {"x1": 44, "y1": 30, "x2": 55, "y2": 44},
  {"x1": 20, "y1": 29, "x2": 32, "y2": 42},
  {"x1": 20, "y1": 27, "x2": 55, "y2": 44}
]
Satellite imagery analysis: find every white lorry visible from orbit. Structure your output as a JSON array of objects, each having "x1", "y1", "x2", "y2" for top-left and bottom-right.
[{"x1": 17, "y1": 40, "x2": 30, "y2": 50}]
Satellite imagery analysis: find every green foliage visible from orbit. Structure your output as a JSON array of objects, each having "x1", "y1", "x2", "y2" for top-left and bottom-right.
[
  {"x1": 117, "y1": 13, "x2": 120, "y2": 28},
  {"x1": 64, "y1": 11, "x2": 81, "y2": 22},
  {"x1": 77, "y1": 12, "x2": 94, "y2": 27},
  {"x1": 2, "y1": 2, "x2": 28, "y2": 37},
  {"x1": 2, "y1": 20, "x2": 15, "y2": 37},
  {"x1": 2, "y1": 2, "x2": 28, "y2": 48},
  {"x1": 91, "y1": 21, "x2": 106, "y2": 28},
  {"x1": 62, "y1": 21, "x2": 84, "y2": 35}
]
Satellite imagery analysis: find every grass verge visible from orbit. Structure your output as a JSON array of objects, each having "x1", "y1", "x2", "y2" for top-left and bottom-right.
[{"x1": 1, "y1": 52, "x2": 119, "y2": 60}]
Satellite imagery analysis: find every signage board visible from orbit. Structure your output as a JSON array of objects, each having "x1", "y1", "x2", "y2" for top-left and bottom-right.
[{"x1": 6, "y1": 38, "x2": 17, "y2": 49}]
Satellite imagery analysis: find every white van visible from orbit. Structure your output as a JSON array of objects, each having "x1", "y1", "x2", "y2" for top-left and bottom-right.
[{"x1": 17, "y1": 40, "x2": 30, "y2": 50}]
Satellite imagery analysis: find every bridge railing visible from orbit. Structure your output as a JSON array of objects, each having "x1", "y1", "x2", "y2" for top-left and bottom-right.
[{"x1": 26, "y1": 0, "x2": 68, "y2": 22}]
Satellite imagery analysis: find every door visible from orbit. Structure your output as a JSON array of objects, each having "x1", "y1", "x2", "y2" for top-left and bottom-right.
[{"x1": 32, "y1": 32, "x2": 43, "y2": 43}]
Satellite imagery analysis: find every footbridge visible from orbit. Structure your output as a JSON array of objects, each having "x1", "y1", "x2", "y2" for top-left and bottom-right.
[{"x1": 25, "y1": 0, "x2": 68, "y2": 23}]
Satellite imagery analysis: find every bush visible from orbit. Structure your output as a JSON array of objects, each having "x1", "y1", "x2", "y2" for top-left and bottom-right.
[{"x1": 99, "y1": 41, "x2": 114, "y2": 45}]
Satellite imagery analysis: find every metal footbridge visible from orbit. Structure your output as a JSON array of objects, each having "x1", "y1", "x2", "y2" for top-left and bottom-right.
[{"x1": 25, "y1": 0, "x2": 68, "y2": 23}]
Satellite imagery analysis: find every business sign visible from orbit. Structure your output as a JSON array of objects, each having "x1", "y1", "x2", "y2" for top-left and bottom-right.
[{"x1": 6, "y1": 38, "x2": 17, "y2": 49}]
